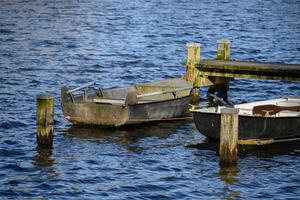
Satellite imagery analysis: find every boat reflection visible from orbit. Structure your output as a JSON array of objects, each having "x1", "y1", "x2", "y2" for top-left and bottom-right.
[
  {"x1": 65, "y1": 120, "x2": 191, "y2": 152},
  {"x1": 189, "y1": 139, "x2": 300, "y2": 158},
  {"x1": 190, "y1": 139, "x2": 300, "y2": 200},
  {"x1": 238, "y1": 140, "x2": 300, "y2": 158}
]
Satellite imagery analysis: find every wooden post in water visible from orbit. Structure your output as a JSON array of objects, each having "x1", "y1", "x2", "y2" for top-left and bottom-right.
[
  {"x1": 207, "y1": 39, "x2": 231, "y2": 101},
  {"x1": 186, "y1": 43, "x2": 200, "y2": 82},
  {"x1": 219, "y1": 107, "x2": 239, "y2": 166},
  {"x1": 217, "y1": 39, "x2": 230, "y2": 60},
  {"x1": 36, "y1": 93, "x2": 54, "y2": 148},
  {"x1": 186, "y1": 43, "x2": 201, "y2": 103}
]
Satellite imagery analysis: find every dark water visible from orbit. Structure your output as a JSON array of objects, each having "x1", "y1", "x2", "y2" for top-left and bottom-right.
[{"x1": 1, "y1": 0, "x2": 300, "y2": 199}]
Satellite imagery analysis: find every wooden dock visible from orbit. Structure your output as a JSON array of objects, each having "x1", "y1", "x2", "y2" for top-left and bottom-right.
[
  {"x1": 185, "y1": 40, "x2": 300, "y2": 100},
  {"x1": 185, "y1": 40, "x2": 300, "y2": 163},
  {"x1": 185, "y1": 40, "x2": 300, "y2": 164},
  {"x1": 196, "y1": 60, "x2": 300, "y2": 81}
]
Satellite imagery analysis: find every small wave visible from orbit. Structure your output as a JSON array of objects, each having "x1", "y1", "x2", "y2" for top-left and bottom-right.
[
  {"x1": 125, "y1": 60, "x2": 140, "y2": 64},
  {"x1": 0, "y1": 28, "x2": 14, "y2": 35},
  {"x1": 144, "y1": 34, "x2": 157, "y2": 38},
  {"x1": 66, "y1": 43, "x2": 79, "y2": 49},
  {"x1": 1, "y1": 163, "x2": 28, "y2": 172},
  {"x1": 84, "y1": 69, "x2": 103, "y2": 73},
  {"x1": 122, "y1": 75, "x2": 135, "y2": 80},
  {"x1": 121, "y1": 184, "x2": 167, "y2": 193},
  {"x1": 288, "y1": 85, "x2": 300, "y2": 90},
  {"x1": 3, "y1": 140, "x2": 18, "y2": 145},
  {"x1": 77, "y1": 54, "x2": 92, "y2": 60},
  {"x1": 0, "y1": 148, "x2": 25, "y2": 157},
  {"x1": 30, "y1": 79, "x2": 41, "y2": 84},
  {"x1": 1, "y1": 52, "x2": 13, "y2": 57},
  {"x1": 91, "y1": 64, "x2": 105, "y2": 68},
  {"x1": 0, "y1": 190, "x2": 18, "y2": 197},
  {"x1": 43, "y1": 39, "x2": 61, "y2": 46},
  {"x1": 0, "y1": 118, "x2": 28, "y2": 129}
]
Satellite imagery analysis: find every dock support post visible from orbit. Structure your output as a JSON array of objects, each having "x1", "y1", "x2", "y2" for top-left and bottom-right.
[
  {"x1": 186, "y1": 43, "x2": 201, "y2": 103},
  {"x1": 219, "y1": 108, "x2": 239, "y2": 166},
  {"x1": 208, "y1": 39, "x2": 231, "y2": 102},
  {"x1": 217, "y1": 39, "x2": 230, "y2": 61},
  {"x1": 36, "y1": 93, "x2": 54, "y2": 148},
  {"x1": 185, "y1": 43, "x2": 200, "y2": 82}
]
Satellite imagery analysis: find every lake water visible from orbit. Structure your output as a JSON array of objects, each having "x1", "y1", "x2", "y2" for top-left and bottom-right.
[{"x1": 1, "y1": 0, "x2": 300, "y2": 199}]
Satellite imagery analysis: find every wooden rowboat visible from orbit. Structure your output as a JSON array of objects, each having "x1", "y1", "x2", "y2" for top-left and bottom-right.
[
  {"x1": 191, "y1": 96, "x2": 300, "y2": 140},
  {"x1": 61, "y1": 78, "x2": 193, "y2": 127}
]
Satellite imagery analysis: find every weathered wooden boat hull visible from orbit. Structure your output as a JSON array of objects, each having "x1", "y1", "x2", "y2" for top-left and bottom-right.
[
  {"x1": 61, "y1": 78, "x2": 193, "y2": 127},
  {"x1": 193, "y1": 100, "x2": 300, "y2": 140},
  {"x1": 62, "y1": 96, "x2": 192, "y2": 126},
  {"x1": 61, "y1": 101, "x2": 129, "y2": 126}
]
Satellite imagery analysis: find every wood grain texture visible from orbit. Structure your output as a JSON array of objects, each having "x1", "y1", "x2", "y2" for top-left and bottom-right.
[
  {"x1": 36, "y1": 94, "x2": 54, "y2": 148},
  {"x1": 196, "y1": 60, "x2": 300, "y2": 81},
  {"x1": 219, "y1": 108, "x2": 239, "y2": 166}
]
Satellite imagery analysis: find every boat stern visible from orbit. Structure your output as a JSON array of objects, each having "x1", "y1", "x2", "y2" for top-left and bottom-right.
[{"x1": 61, "y1": 86, "x2": 129, "y2": 127}]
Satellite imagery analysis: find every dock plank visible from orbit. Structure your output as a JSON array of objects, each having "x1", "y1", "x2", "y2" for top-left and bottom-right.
[{"x1": 196, "y1": 60, "x2": 300, "y2": 81}]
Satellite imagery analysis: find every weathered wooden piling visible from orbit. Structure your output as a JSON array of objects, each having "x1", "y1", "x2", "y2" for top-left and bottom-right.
[
  {"x1": 185, "y1": 43, "x2": 200, "y2": 82},
  {"x1": 217, "y1": 39, "x2": 231, "y2": 100},
  {"x1": 207, "y1": 39, "x2": 231, "y2": 101},
  {"x1": 36, "y1": 93, "x2": 54, "y2": 148},
  {"x1": 219, "y1": 107, "x2": 239, "y2": 166},
  {"x1": 186, "y1": 43, "x2": 201, "y2": 65},
  {"x1": 217, "y1": 39, "x2": 230, "y2": 60},
  {"x1": 186, "y1": 43, "x2": 201, "y2": 103}
]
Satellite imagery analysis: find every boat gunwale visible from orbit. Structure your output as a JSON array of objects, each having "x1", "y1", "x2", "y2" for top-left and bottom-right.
[
  {"x1": 65, "y1": 93, "x2": 193, "y2": 107},
  {"x1": 62, "y1": 93, "x2": 193, "y2": 127},
  {"x1": 191, "y1": 96, "x2": 300, "y2": 117},
  {"x1": 192, "y1": 110, "x2": 300, "y2": 119}
]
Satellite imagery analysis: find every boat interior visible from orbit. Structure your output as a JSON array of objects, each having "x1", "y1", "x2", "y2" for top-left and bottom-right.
[
  {"x1": 196, "y1": 96, "x2": 300, "y2": 117},
  {"x1": 65, "y1": 78, "x2": 192, "y2": 105}
]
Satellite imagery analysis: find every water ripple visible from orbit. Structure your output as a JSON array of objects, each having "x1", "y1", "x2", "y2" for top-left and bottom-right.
[
  {"x1": 0, "y1": 118, "x2": 28, "y2": 129},
  {"x1": 0, "y1": 0, "x2": 299, "y2": 199}
]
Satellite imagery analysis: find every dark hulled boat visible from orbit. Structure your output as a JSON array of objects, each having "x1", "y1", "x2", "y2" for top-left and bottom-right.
[{"x1": 192, "y1": 96, "x2": 300, "y2": 140}]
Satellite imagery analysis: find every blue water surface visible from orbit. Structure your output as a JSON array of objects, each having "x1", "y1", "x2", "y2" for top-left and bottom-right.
[{"x1": 0, "y1": 0, "x2": 300, "y2": 199}]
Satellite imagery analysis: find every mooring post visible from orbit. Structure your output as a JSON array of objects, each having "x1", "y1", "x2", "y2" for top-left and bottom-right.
[
  {"x1": 186, "y1": 43, "x2": 201, "y2": 103},
  {"x1": 217, "y1": 39, "x2": 230, "y2": 60},
  {"x1": 36, "y1": 93, "x2": 54, "y2": 148},
  {"x1": 219, "y1": 107, "x2": 239, "y2": 166},
  {"x1": 186, "y1": 43, "x2": 200, "y2": 82},
  {"x1": 207, "y1": 39, "x2": 231, "y2": 101}
]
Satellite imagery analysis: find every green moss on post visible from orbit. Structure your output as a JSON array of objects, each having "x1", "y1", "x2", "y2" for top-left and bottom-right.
[
  {"x1": 186, "y1": 43, "x2": 200, "y2": 81},
  {"x1": 219, "y1": 108, "x2": 239, "y2": 166},
  {"x1": 186, "y1": 43, "x2": 201, "y2": 102},
  {"x1": 191, "y1": 87, "x2": 200, "y2": 105},
  {"x1": 186, "y1": 43, "x2": 200, "y2": 67},
  {"x1": 36, "y1": 93, "x2": 54, "y2": 148},
  {"x1": 217, "y1": 39, "x2": 230, "y2": 61},
  {"x1": 208, "y1": 39, "x2": 231, "y2": 101}
]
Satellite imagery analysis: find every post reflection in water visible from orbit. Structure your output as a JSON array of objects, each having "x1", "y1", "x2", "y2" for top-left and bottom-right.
[
  {"x1": 218, "y1": 165, "x2": 241, "y2": 200},
  {"x1": 33, "y1": 147, "x2": 54, "y2": 169},
  {"x1": 218, "y1": 165, "x2": 239, "y2": 185},
  {"x1": 190, "y1": 138, "x2": 300, "y2": 199}
]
